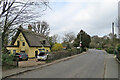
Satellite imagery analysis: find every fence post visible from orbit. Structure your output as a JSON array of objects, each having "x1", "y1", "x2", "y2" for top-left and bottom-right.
[{"x1": 16, "y1": 57, "x2": 19, "y2": 67}]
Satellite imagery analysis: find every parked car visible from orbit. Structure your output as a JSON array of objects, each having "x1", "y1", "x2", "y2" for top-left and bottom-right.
[
  {"x1": 14, "y1": 53, "x2": 28, "y2": 61},
  {"x1": 37, "y1": 51, "x2": 48, "y2": 61}
]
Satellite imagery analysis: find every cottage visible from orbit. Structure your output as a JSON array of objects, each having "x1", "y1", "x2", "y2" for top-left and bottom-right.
[{"x1": 7, "y1": 25, "x2": 51, "y2": 58}]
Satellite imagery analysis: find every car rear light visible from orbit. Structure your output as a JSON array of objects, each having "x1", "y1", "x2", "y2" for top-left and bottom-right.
[
  {"x1": 27, "y1": 54, "x2": 28, "y2": 56},
  {"x1": 19, "y1": 55, "x2": 21, "y2": 57}
]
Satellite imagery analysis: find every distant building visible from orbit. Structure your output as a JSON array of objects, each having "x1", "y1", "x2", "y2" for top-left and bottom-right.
[{"x1": 7, "y1": 25, "x2": 51, "y2": 58}]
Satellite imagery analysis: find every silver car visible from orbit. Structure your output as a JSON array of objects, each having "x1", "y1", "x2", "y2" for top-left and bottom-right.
[{"x1": 37, "y1": 52, "x2": 48, "y2": 61}]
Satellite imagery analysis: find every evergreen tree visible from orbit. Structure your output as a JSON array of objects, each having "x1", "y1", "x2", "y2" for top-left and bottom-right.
[{"x1": 73, "y1": 30, "x2": 91, "y2": 49}]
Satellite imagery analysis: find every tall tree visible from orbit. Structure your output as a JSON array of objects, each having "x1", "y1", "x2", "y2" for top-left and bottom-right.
[
  {"x1": 47, "y1": 34, "x2": 59, "y2": 47},
  {"x1": 73, "y1": 30, "x2": 91, "y2": 49},
  {"x1": 62, "y1": 32, "x2": 75, "y2": 43},
  {"x1": 32, "y1": 21, "x2": 50, "y2": 37},
  {"x1": 0, "y1": 0, "x2": 50, "y2": 53}
]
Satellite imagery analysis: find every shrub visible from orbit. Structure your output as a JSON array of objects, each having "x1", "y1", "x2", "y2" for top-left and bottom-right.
[
  {"x1": 105, "y1": 47, "x2": 115, "y2": 54},
  {"x1": 46, "y1": 48, "x2": 82, "y2": 63},
  {"x1": 52, "y1": 43, "x2": 63, "y2": 51},
  {"x1": 2, "y1": 53, "x2": 16, "y2": 66},
  {"x1": 117, "y1": 44, "x2": 120, "y2": 52},
  {"x1": 116, "y1": 44, "x2": 120, "y2": 60},
  {"x1": 96, "y1": 48, "x2": 102, "y2": 50}
]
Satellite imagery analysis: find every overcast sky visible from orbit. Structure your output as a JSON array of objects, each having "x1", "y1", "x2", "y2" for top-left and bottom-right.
[{"x1": 39, "y1": 0, "x2": 119, "y2": 38}]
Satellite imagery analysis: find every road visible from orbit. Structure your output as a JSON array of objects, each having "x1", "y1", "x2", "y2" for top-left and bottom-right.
[{"x1": 10, "y1": 49, "x2": 118, "y2": 78}]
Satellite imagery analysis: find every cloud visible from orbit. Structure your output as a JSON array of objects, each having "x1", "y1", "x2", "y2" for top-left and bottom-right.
[{"x1": 41, "y1": 0, "x2": 119, "y2": 37}]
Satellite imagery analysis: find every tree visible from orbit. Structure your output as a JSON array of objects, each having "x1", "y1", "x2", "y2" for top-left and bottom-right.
[
  {"x1": 73, "y1": 30, "x2": 91, "y2": 49},
  {"x1": 52, "y1": 34, "x2": 59, "y2": 43},
  {"x1": 0, "y1": 0, "x2": 50, "y2": 53},
  {"x1": 52, "y1": 43, "x2": 63, "y2": 51},
  {"x1": 62, "y1": 32, "x2": 75, "y2": 49},
  {"x1": 62, "y1": 32, "x2": 75, "y2": 43},
  {"x1": 47, "y1": 36, "x2": 54, "y2": 49},
  {"x1": 32, "y1": 21, "x2": 50, "y2": 37},
  {"x1": 47, "y1": 34, "x2": 60, "y2": 48},
  {"x1": 0, "y1": 0, "x2": 15, "y2": 18},
  {"x1": 90, "y1": 35, "x2": 103, "y2": 48}
]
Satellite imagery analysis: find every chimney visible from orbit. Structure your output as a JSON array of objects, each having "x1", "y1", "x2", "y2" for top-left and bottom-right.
[
  {"x1": 28, "y1": 24, "x2": 32, "y2": 31},
  {"x1": 18, "y1": 25, "x2": 23, "y2": 31}
]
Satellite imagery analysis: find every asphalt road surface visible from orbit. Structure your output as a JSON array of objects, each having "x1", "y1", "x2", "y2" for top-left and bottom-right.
[{"x1": 10, "y1": 49, "x2": 118, "y2": 78}]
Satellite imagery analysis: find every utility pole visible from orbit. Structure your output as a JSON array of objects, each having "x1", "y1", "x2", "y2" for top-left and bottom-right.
[{"x1": 80, "y1": 32, "x2": 82, "y2": 53}]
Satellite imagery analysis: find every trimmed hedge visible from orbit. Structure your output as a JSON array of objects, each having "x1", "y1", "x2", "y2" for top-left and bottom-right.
[
  {"x1": 96, "y1": 48, "x2": 102, "y2": 50},
  {"x1": 116, "y1": 45, "x2": 120, "y2": 60},
  {"x1": 46, "y1": 48, "x2": 82, "y2": 63}
]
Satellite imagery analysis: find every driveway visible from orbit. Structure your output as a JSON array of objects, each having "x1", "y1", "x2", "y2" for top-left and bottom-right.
[{"x1": 19, "y1": 59, "x2": 46, "y2": 67}]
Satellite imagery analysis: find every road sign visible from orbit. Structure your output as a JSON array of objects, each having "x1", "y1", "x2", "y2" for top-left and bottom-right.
[{"x1": 80, "y1": 43, "x2": 82, "y2": 47}]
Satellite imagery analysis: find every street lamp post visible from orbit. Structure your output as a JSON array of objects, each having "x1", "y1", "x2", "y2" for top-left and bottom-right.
[{"x1": 80, "y1": 33, "x2": 82, "y2": 53}]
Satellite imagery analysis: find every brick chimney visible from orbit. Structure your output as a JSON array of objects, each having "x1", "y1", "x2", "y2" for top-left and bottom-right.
[{"x1": 28, "y1": 24, "x2": 32, "y2": 31}]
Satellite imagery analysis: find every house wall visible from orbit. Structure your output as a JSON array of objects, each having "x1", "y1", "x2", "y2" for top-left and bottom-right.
[
  {"x1": 7, "y1": 32, "x2": 51, "y2": 58},
  {"x1": 29, "y1": 47, "x2": 51, "y2": 58},
  {"x1": 6, "y1": 47, "x2": 19, "y2": 54}
]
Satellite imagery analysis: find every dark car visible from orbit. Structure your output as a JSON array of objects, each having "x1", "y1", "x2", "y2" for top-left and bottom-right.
[{"x1": 14, "y1": 53, "x2": 28, "y2": 61}]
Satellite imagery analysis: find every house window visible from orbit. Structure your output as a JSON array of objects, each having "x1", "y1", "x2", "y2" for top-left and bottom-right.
[
  {"x1": 21, "y1": 51, "x2": 25, "y2": 53},
  {"x1": 43, "y1": 40, "x2": 46, "y2": 44},
  {"x1": 23, "y1": 42, "x2": 25, "y2": 46},
  {"x1": 17, "y1": 41, "x2": 20, "y2": 46},
  {"x1": 8, "y1": 50, "x2": 11, "y2": 54},
  {"x1": 13, "y1": 50, "x2": 16, "y2": 54}
]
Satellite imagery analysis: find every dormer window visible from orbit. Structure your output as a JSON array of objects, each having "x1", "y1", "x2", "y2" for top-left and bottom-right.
[{"x1": 43, "y1": 40, "x2": 46, "y2": 44}]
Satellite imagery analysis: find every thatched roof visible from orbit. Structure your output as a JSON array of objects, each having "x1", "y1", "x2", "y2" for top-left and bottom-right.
[{"x1": 10, "y1": 27, "x2": 50, "y2": 47}]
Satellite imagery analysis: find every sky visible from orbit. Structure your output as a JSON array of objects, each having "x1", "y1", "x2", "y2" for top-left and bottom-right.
[{"x1": 38, "y1": 0, "x2": 119, "y2": 39}]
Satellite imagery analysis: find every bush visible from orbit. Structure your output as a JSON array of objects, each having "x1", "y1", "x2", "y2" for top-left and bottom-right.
[
  {"x1": 96, "y1": 48, "x2": 102, "y2": 50},
  {"x1": 2, "y1": 53, "x2": 17, "y2": 66},
  {"x1": 117, "y1": 44, "x2": 120, "y2": 52},
  {"x1": 46, "y1": 48, "x2": 82, "y2": 63},
  {"x1": 105, "y1": 47, "x2": 115, "y2": 54},
  {"x1": 52, "y1": 43, "x2": 63, "y2": 51},
  {"x1": 116, "y1": 45, "x2": 120, "y2": 60}
]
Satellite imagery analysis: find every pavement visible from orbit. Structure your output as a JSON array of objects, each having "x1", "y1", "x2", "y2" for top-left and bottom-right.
[
  {"x1": 104, "y1": 52, "x2": 118, "y2": 78},
  {"x1": 8, "y1": 49, "x2": 118, "y2": 78},
  {"x1": 2, "y1": 51, "x2": 86, "y2": 79}
]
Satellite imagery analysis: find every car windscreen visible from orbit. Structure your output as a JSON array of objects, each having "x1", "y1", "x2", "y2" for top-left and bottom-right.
[
  {"x1": 38, "y1": 52, "x2": 45, "y2": 56},
  {"x1": 16, "y1": 53, "x2": 26, "y2": 55},
  {"x1": 15, "y1": 53, "x2": 20, "y2": 55}
]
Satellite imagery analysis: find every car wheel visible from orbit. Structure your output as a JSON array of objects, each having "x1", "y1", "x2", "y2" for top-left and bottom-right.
[
  {"x1": 19, "y1": 58, "x2": 22, "y2": 61},
  {"x1": 38, "y1": 59, "x2": 41, "y2": 61},
  {"x1": 25, "y1": 58, "x2": 28, "y2": 61}
]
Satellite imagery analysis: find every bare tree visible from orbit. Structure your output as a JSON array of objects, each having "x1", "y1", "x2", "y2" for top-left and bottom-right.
[
  {"x1": 52, "y1": 34, "x2": 59, "y2": 43},
  {"x1": 0, "y1": 0, "x2": 15, "y2": 18},
  {"x1": 0, "y1": 0, "x2": 50, "y2": 53},
  {"x1": 63, "y1": 32, "x2": 75, "y2": 43},
  {"x1": 32, "y1": 21, "x2": 50, "y2": 36}
]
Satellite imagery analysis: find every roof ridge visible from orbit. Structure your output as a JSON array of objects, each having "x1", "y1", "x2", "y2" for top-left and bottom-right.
[{"x1": 19, "y1": 28, "x2": 45, "y2": 37}]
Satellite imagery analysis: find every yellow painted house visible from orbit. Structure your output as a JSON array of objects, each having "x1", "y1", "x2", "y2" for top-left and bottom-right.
[{"x1": 7, "y1": 26, "x2": 51, "y2": 58}]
